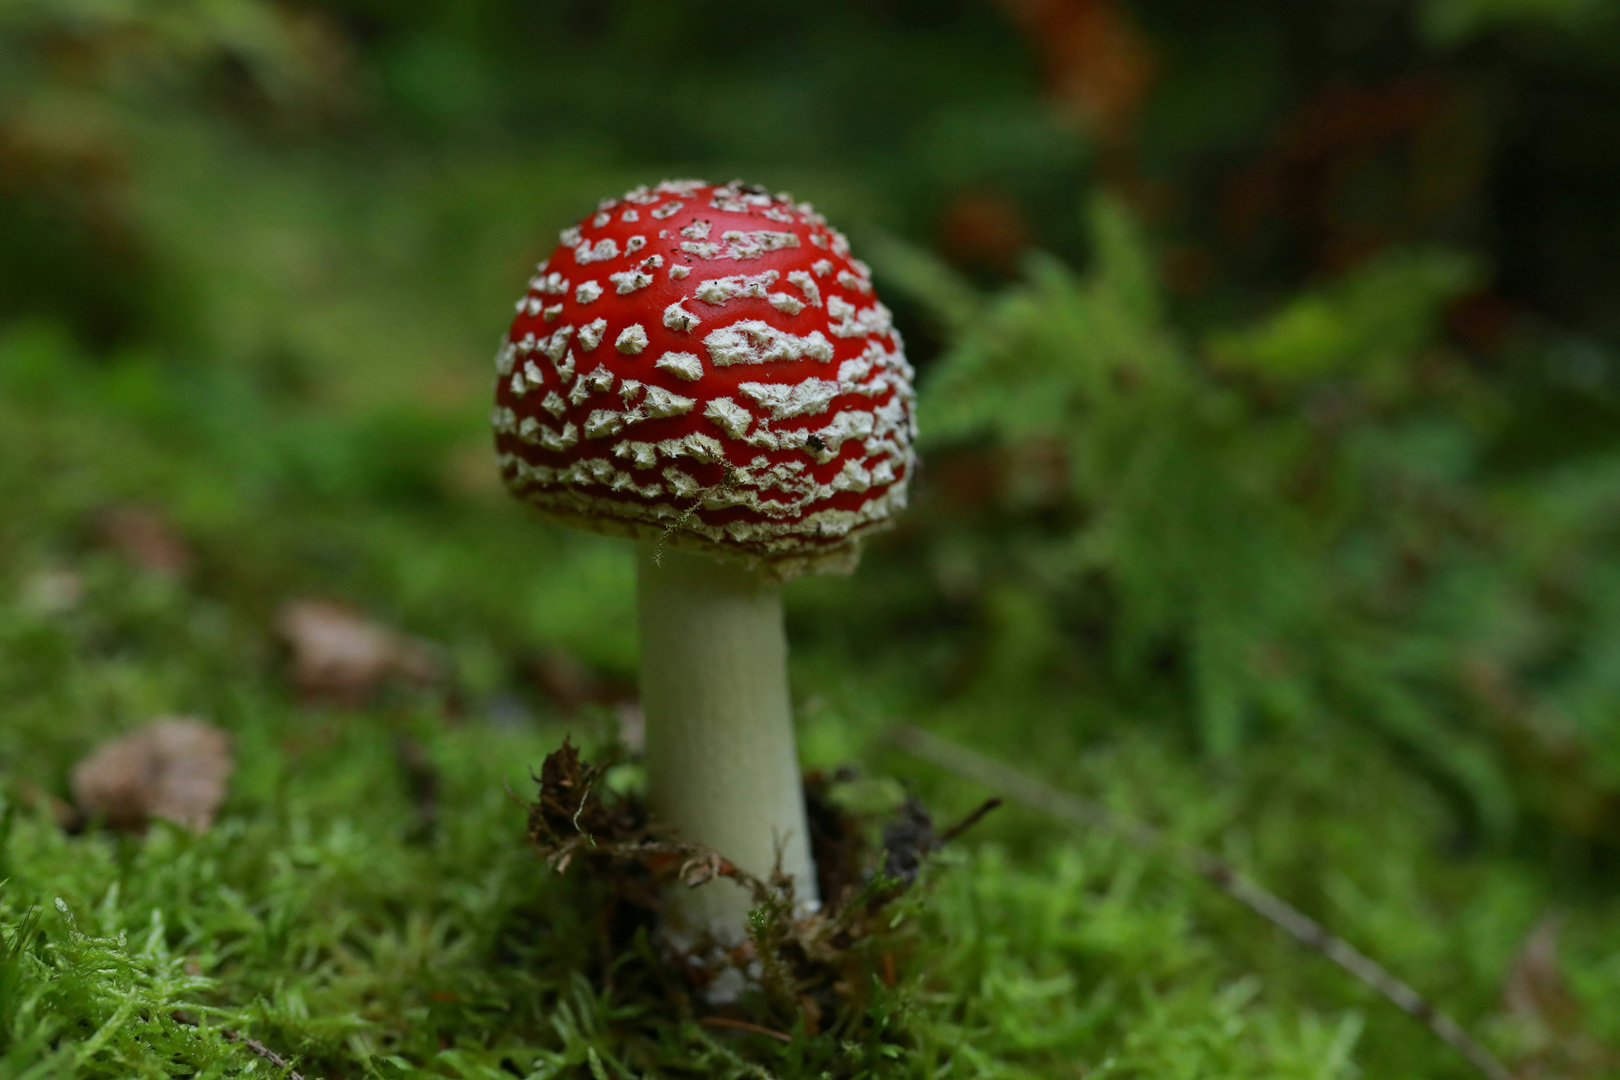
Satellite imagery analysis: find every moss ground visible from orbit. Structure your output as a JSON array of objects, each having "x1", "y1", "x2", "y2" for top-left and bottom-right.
[{"x1": 2, "y1": 326, "x2": 1616, "y2": 1079}]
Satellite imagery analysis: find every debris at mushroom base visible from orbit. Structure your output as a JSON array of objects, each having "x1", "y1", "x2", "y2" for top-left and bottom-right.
[{"x1": 524, "y1": 739, "x2": 997, "y2": 1032}]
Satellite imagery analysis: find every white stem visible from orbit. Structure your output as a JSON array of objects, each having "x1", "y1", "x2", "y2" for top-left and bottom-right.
[{"x1": 636, "y1": 544, "x2": 818, "y2": 943}]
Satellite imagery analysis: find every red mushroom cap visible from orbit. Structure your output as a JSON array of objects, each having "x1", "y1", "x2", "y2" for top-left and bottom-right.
[{"x1": 493, "y1": 179, "x2": 917, "y2": 578}]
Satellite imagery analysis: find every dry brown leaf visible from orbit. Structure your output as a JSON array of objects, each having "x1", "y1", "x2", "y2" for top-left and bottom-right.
[
  {"x1": 1497, "y1": 913, "x2": 1620, "y2": 1079},
  {"x1": 92, "y1": 505, "x2": 194, "y2": 580},
  {"x1": 71, "y1": 717, "x2": 233, "y2": 833},
  {"x1": 937, "y1": 189, "x2": 1032, "y2": 274},
  {"x1": 1216, "y1": 77, "x2": 1461, "y2": 274},
  {"x1": 276, "y1": 598, "x2": 444, "y2": 706},
  {"x1": 1503, "y1": 915, "x2": 1580, "y2": 1035},
  {"x1": 529, "y1": 647, "x2": 635, "y2": 714},
  {"x1": 994, "y1": 0, "x2": 1156, "y2": 144}
]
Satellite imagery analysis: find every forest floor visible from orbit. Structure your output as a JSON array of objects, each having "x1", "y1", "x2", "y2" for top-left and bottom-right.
[{"x1": 1, "y1": 323, "x2": 1616, "y2": 1080}]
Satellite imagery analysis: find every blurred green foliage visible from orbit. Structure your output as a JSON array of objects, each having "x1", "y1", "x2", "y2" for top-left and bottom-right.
[
  {"x1": 899, "y1": 203, "x2": 1581, "y2": 845},
  {"x1": 4, "y1": 0, "x2": 1620, "y2": 1076}
]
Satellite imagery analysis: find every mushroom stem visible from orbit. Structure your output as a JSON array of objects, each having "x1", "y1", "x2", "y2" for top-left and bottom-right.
[{"x1": 636, "y1": 544, "x2": 818, "y2": 942}]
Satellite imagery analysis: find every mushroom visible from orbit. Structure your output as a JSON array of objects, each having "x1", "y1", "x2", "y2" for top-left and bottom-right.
[{"x1": 492, "y1": 180, "x2": 917, "y2": 942}]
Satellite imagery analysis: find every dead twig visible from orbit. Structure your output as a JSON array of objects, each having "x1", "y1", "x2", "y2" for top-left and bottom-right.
[
  {"x1": 887, "y1": 724, "x2": 1514, "y2": 1080},
  {"x1": 223, "y1": 1030, "x2": 309, "y2": 1079},
  {"x1": 170, "y1": 1008, "x2": 312, "y2": 1078},
  {"x1": 698, "y1": 1016, "x2": 795, "y2": 1044},
  {"x1": 938, "y1": 796, "x2": 1003, "y2": 844},
  {"x1": 689, "y1": 1024, "x2": 783, "y2": 1080}
]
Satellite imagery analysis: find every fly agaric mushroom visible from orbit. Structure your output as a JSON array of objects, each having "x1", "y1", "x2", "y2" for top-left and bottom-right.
[{"x1": 493, "y1": 180, "x2": 916, "y2": 941}]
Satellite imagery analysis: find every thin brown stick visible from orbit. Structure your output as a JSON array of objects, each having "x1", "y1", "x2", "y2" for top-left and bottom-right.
[
  {"x1": 689, "y1": 1024, "x2": 784, "y2": 1079},
  {"x1": 172, "y1": 1012, "x2": 312, "y2": 1079},
  {"x1": 222, "y1": 1030, "x2": 309, "y2": 1079},
  {"x1": 888, "y1": 724, "x2": 1514, "y2": 1080},
  {"x1": 699, "y1": 1016, "x2": 795, "y2": 1044},
  {"x1": 938, "y1": 796, "x2": 1003, "y2": 844}
]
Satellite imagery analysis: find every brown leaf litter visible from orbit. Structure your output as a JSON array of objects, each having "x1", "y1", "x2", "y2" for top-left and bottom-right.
[
  {"x1": 70, "y1": 717, "x2": 234, "y2": 833},
  {"x1": 275, "y1": 598, "x2": 444, "y2": 707},
  {"x1": 524, "y1": 739, "x2": 997, "y2": 1039},
  {"x1": 1500, "y1": 913, "x2": 1615, "y2": 1078},
  {"x1": 527, "y1": 647, "x2": 642, "y2": 748},
  {"x1": 91, "y1": 504, "x2": 195, "y2": 580},
  {"x1": 994, "y1": 0, "x2": 1156, "y2": 145},
  {"x1": 529, "y1": 648, "x2": 638, "y2": 710}
]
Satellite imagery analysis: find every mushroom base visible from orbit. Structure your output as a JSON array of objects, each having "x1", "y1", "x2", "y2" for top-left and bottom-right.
[{"x1": 636, "y1": 544, "x2": 819, "y2": 943}]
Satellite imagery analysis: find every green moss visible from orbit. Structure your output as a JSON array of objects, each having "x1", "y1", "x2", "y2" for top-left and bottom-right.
[{"x1": 3, "y1": 254, "x2": 1617, "y2": 1075}]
